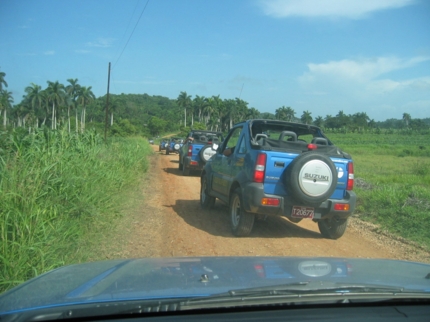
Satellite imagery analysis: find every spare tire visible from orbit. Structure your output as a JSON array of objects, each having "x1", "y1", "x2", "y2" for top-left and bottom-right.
[
  {"x1": 285, "y1": 152, "x2": 337, "y2": 206},
  {"x1": 199, "y1": 145, "x2": 216, "y2": 163},
  {"x1": 174, "y1": 143, "x2": 180, "y2": 151}
]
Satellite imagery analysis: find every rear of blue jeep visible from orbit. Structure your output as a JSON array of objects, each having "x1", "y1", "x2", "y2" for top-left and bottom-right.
[
  {"x1": 179, "y1": 131, "x2": 222, "y2": 176},
  {"x1": 200, "y1": 119, "x2": 356, "y2": 239}
]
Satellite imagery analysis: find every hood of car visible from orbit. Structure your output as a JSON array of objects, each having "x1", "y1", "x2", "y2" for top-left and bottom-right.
[{"x1": 1, "y1": 257, "x2": 430, "y2": 314}]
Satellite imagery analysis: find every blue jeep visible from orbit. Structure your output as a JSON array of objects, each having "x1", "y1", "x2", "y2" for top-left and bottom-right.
[
  {"x1": 200, "y1": 119, "x2": 356, "y2": 239},
  {"x1": 178, "y1": 131, "x2": 223, "y2": 176},
  {"x1": 166, "y1": 137, "x2": 183, "y2": 155},
  {"x1": 158, "y1": 139, "x2": 168, "y2": 152}
]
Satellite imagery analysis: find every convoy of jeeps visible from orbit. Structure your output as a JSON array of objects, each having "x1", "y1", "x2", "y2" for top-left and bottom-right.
[{"x1": 158, "y1": 119, "x2": 356, "y2": 239}]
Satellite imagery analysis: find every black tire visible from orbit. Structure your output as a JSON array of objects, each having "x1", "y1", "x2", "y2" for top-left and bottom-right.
[
  {"x1": 199, "y1": 145, "x2": 215, "y2": 164},
  {"x1": 158, "y1": 145, "x2": 161, "y2": 152},
  {"x1": 285, "y1": 152, "x2": 337, "y2": 206},
  {"x1": 166, "y1": 147, "x2": 169, "y2": 155},
  {"x1": 179, "y1": 156, "x2": 183, "y2": 170},
  {"x1": 200, "y1": 176, "x2": 215, "y2": 209},
  {"x1": 318, "y1": 217, "x2": 348, "y2": 239},
  {"x1": 230, "y1": 188, "x2": 254, "y2": 237},
  {"x1": 182, "y1": 163, "x2": 190, "y2": 176},
  {"x1": 287, "y1": 217, "x2": 303, "y2": 224}
]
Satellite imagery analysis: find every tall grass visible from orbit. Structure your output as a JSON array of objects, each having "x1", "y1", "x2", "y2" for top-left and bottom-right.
[
  {"x1": 329, "y1": 132, "x2": 430, "y2": 249},
  {"x1": 0, "y1": 128, "x2": 152, "y2": 292}
]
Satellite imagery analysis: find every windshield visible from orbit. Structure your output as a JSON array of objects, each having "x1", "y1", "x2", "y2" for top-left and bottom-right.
[{"x1": 0, "y1": 0, "x2": 429, "y2": 317}]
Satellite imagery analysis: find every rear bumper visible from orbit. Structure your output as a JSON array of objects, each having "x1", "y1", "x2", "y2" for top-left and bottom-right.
[
  {"x1": 243, "y1": 183, "x2": 356, "y2": 220},
  {"x1": 184, "y1": 156, "x2": 204, "y2": 171}
]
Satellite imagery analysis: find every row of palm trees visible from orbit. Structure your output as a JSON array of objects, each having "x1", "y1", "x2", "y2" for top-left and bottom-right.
[
  {"x1": 21, "y1": 79, "x2": 95, "y2": 132},
  {"x1": 176, "y1": 91, "x2": 260, "y2": 132},
  {"x1": 176, "y1": 92, "x2": 321, "y2": 132},
  {"x1": 0, "y1": 71, "x2": 96, "y2": 132}
]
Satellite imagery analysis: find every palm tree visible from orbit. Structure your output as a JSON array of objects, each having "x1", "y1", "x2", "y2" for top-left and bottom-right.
[
  {"x1": 107, "y1": 96, "x2": 124, "y2": 126},
  {"x1": 176, "y1": 91, "x2": 192, "y2": 127},
  {"x1": 301, "y1": 110, "x2": 312, "y2": 125},
  {"x1": 0, "y1": 90, "x2": 13, "y2": 128},
  {"x1": 275, "y1": 106, "x2": 287, "y2": 120},
  {"x1": 203, "y1": 97, "x2": 215, "y2": 126},
  {"x1": 0, "y1": 70, "x2": 8, "y2": 91},
  {"x1": 193, "y1": 95, "x2": 207, "y2": 123},
  {"x1": 212, "y1": 95, "x2": 225, "y2": 131},
  {"x1": 313, "y1": 116, "x2": 324, "y2": 127},
  {"x1": 77, "y1": 86, "x2": 95, "y2": 133},
  {"x1": 46, "y1": 81, "x2": 65, "y2": 130},
  {"x1": 402, "y1": 113, "x2": 411, "y2": 128},
  {"x1": 24, "y1": 83, "x2": 44, "y2": 129},
  {"x1": 66, "y1": 78, "x2": 81, "y2": 132},
  {"x1": 285, "y1": 107, "x2": 295, "y2": 122},
  {"x1": 246, "y1": 107, "x2": 260, "y2": 119}
]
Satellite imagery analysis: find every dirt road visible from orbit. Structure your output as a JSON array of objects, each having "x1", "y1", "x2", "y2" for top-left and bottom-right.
[{"x1": 111, "y1": 145, "x2": 430, "y2": 263}]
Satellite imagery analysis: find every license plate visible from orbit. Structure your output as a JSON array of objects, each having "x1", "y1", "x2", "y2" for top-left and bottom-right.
[{"x1": 292, "y1": 206, "x2": 314, "y2": 219}]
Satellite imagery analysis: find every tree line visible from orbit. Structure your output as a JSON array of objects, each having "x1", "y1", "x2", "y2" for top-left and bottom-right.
[{"x1": 1, "y1": 69, "x2": 428, "y2": 137}]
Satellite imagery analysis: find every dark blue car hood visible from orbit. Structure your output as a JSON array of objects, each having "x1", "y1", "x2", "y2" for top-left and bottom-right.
[{"x1": 1, "y1": 257, "x2": 430, "y2": 315}]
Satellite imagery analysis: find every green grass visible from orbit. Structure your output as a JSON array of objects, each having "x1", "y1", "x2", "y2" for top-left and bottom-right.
[
  {"x1": 328, "y1": 132, "x2": 430, "y2": 248},
  {"x1": 0, "y1": 128, "x2": 152, "y2": 292}
]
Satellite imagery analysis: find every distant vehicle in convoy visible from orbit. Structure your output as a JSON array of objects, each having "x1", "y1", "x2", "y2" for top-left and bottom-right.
[
  {"x1": 149, "y1": 139, "x2": 154, "y2": 145},
  {"x1": 200, "y1": 119, "x2": 356, "y2": 239},
  {"x1": 166, "y1": 137, "x2": 183, "y2": 155},
  {"x1": 179, "y1": 130, "x2": 223, "y2": 176},
  {"x1": 159, "y1": 139, "x2": 168, "y2": 152}
]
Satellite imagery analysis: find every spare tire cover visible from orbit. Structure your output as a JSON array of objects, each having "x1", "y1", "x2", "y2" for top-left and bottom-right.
[
  {"x1": 199, "y1": 145, "x2": 216, "y2": 163},
  {"x1": 285, "y1": 152, "x2": 337, "y2": 206},
  {"x1": 174, "y1": 143, "x2": 180, "y2": 150}
]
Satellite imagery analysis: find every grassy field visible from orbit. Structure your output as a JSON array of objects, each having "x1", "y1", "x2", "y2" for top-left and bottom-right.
[
  {"x1": 328, "y1": 132, "x2": 430, "y2": 248},
  {"x1": 0, "y1": 129, "x2": 152, "y2": 292}
]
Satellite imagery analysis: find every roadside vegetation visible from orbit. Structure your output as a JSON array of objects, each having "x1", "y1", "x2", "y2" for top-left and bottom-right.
[
  {"x1": 0, "y1": 128, "x2": 152, "y2": 292},
  {"x1": 330, "y1": 132, "x2": 430, "y2": 249}
]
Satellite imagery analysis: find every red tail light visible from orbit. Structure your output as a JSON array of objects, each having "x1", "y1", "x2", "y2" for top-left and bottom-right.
[
  {"x1": 187, "y1": 145, "x2": 192, "y2": 157},
  {"x1": 254, "y1": 264, "x2": 265, "y2": 278},
  {"x1": 307, "y1": 143, "x2": 318, "y2": 150},
  {"x1": 347, "y1": 162, "x2": 354, "y2": 190},
  {"x1": 253, "y1": 153, "x2": 267, "y2": 183}
]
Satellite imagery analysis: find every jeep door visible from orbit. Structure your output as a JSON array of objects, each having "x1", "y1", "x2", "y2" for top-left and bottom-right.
[{"x1": 210, "y1": 126, "x2": 243, "y2": 197}]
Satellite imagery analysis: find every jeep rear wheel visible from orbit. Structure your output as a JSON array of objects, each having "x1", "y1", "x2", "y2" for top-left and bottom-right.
[
  {"x1": 318, "y1": 217, "x2": 348, "y2": 239},
  {"x1": 178, "y1": 156, "x2": 183, "y2": 170},
  {"x1": 182, "y1": 163, "x2": 190, "y2": 176},
  {"x1": 230, "y1": 188, "x2": 254, "y2": 237},
  {"x1": 200, "y1": 176, "x2": 215, "y2": 209},
  {"x1": 166, "y1": 147, "x2": 169, "y2": 155},
  {"x1": 285, "y1": 152, "x2": 337, "y2": 206}
]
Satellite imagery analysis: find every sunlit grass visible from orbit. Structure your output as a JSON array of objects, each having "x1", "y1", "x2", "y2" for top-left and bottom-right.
[
  {"x1": 330, "y1": 133, "x2": 430, "y2": 249},
  {"x1": 0, "y1": 129, "x2": 152, "y2": 292}
]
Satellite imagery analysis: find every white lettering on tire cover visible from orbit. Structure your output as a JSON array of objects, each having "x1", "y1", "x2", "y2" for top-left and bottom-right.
[{"x1": 298, "y1": 160, "x2": 333, "y2": 197}]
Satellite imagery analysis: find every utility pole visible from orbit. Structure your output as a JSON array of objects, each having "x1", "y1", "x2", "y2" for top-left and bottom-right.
[{"x1": 104, "y1": 62, "x2": 111, "y2": 142}]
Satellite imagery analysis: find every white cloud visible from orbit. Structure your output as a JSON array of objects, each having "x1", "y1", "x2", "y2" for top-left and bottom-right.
[
  {"x1": 86, "y1": 38, "x2": 115, "y2": 48},
  {"x1": 44, "y1": 51, "x2": 55, "y2": 55},
  {"x1": 368, "y1": 77, "x2": 430, "y2": 93},
  {"x1": 259, "y1": 0, "x2": 415, "y2": 19},
  {"x1": 299, "y1": 56, "x2": 430, "y2": 86}
]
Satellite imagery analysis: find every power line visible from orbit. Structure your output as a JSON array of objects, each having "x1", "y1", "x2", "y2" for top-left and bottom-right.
[
  {"x1": 112, "y1": 0, "x2": 141, "y2": 63},
  {"x1": 112, "y1": 0, "x2": 150, "y2": 70}
]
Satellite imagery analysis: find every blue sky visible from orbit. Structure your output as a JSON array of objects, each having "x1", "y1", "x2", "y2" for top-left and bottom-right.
[{"x1": 1, "y1": 0, "x2": 429, "y2": 121}]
